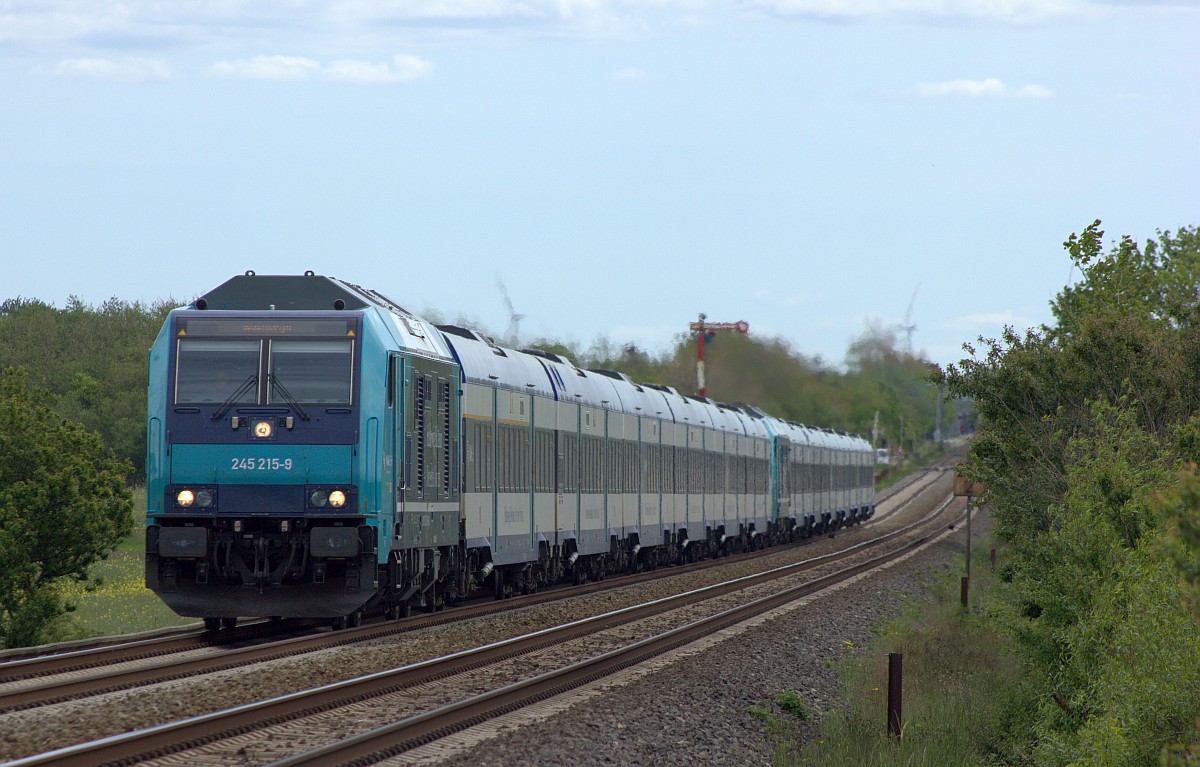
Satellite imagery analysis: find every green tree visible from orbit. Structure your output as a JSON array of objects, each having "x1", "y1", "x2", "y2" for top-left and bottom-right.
[
  {"x1": 939, "y1": 223, "x2": 1200, "y2": 554},
  {"x1": 563, "y1": 323, "x2": 942, "y2": 449},
  {"x1": 0, "y1": 367, "x2": 134, "y2": 648},
  {"x1": 937, "y1": 221, "x2": 1200, "y2": 765},
  {"x1": 0, "y1": 296, "x2": 174, "y2": 482},
  {"x1": 846, "y1": 319, "x2": 945, "y2": 451}
]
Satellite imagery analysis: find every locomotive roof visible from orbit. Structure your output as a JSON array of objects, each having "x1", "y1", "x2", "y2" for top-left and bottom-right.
[
  {"x1": 193, "y1": 272, "x2": 429, "y2": 318},
  {"x1": 191, "y1": 272, "x2": 453, "y2": 360}
]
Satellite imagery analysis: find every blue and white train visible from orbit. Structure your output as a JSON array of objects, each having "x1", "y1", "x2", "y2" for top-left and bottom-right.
[{"x1": 145, "y1": 273, "x2": 875, "y2": 629}]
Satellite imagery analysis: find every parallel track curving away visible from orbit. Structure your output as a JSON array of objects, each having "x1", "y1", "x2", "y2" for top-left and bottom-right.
[
  {"x1": 271, "y1": 496, "x2": 962, "y2": 767},
  {"x1": 0, "y1": 467, "x2": 949, "y2": 716},
  {"x1": 5, "y1": 467, "x2": 962, "y2": 767}
]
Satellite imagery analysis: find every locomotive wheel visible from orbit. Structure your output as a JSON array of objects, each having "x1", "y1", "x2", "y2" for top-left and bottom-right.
[
  {"x1": 347, "y1": 610, "x2": 362, "y2": 628},
  {"x1": 203, "y1": 617, "x2": 221, "y2": 632},
  {"x1": 220, "y1": 617, "x2": 237, "y2": 631},
  {"x1": 388, "y1": 603, "x2": 411, "y2": 620}
]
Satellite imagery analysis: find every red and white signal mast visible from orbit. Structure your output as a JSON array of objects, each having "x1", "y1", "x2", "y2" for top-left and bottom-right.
[{"x1": 689, "y1": 313, "x2": 749, "y2": 397}]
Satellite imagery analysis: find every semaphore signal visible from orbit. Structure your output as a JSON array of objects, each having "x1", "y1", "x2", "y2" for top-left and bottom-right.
[{"x1": 688, "y1": 313, "x2": 749, "y2": 397}]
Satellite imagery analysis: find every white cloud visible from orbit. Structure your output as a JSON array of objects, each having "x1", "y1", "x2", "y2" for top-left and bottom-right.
[
  {"x1": 0, "y1": 0, "x2": 708, "y2": 60},
  {"x1": 905, "y1": 78, "x2": 1053, "y2": 98},
  {"x1": 208, "y1": 55, "x2": 321, "y2": 81},
  {"x1": 323, "y1": 54, "x2": 434, "y2": 82},
  {"x1": 743, "y1": 0, "x2": 1086, "y2": 24},
  {"x1": 208, "y1": 54, "x2": 433, "y2": 83},
  {"x1": 50, "y1": 57, "x2": 172, "y2": 81},
  {"x1": 615, "y1": 66, "x2": 651, "y2": 80},
  {"x1": 2, "y1": 0, "x2": 1189, "y2": 64},
  {"x1": 1014, "y1": 83, "x2": 1054, "y2": 98}
]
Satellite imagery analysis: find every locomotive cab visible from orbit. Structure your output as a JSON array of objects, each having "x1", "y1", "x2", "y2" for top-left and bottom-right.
[{"x1": 144, "y1": 275, "x2": 392, "y2": 625}]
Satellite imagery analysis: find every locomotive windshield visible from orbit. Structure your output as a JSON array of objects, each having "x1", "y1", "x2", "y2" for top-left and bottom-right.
[
  {"x1": 176, "y1": 340, "x2": 260, "y2": 404},
  {"x1": 173, "y1": 317, "x2": 356, "y2": 406},
  {"x1": 268, "y1": 341, "x2": 353, "y2": 404}
]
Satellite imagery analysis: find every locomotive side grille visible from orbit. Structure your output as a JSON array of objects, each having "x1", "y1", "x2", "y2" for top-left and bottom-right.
[
  {"x1": 441, "y1": 379, "x2": 451, "y2": 495},
  {"x1": 415, "y1": 375, "x2": 426, "y2": 496}
]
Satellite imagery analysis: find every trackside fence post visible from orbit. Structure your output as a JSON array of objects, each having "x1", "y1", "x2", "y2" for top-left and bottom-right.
[
  {"x1": 887, "y1": 652, "x2": 903, "y2": 739},
  {"x1": 952, "y1": 464, "x2": 984, "y2": 613}
]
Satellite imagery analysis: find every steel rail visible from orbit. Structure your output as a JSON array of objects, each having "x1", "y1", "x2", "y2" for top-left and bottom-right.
[
  {"x1": 267, "y1": 497, "x2": 963, "y2": 766},
  {"x1": 1, "y1": 468, "x2": 949, "y2": 714},
  {"x1": 6, "y1": 493, "x2": 958, "y2": 767},
  {"x1": 1, "y1": 447, "x2": 951, "y2": 676},
  {"x1": 0, "y1": 625, "x2": 206, "y2": 666},
  {"x1": 0, "y1": 631, "x2": 211, "y2": 684},
  {"x1": 0, "y1": 620, "x2": 298, "y2": 685}
]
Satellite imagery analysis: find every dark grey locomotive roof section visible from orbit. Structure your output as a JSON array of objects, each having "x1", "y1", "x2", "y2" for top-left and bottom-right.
[{"x1": 193, "y1": 272, "x2": 414, "y2": 316}]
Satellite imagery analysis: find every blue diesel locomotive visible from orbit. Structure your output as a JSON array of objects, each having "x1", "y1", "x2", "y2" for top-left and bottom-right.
[{"x1": 145, "y1": 273, "x2": 875, "y2": 629}]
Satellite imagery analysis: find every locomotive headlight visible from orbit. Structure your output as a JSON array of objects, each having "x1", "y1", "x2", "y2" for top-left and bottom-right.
[
  {"x1": 328, "y1": 490, "x2": 347, "y2": 508},
  {"x1": 309, "y1": 489, "x2": 329, "y2": 508},
  {"x1": 253, "y1": 420, "x2": 273, "y2": 438},
  {"x1": 194, "y1": 489, "x2": 215, "y2": 508},
  {"x1": 176, "y1": 489, "x2": 195, "y2": 507}
]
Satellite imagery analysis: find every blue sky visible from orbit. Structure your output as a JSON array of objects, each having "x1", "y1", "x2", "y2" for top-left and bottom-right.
[{"x1": 1, "y1": 1, "x2": 1196, "y2": 370}]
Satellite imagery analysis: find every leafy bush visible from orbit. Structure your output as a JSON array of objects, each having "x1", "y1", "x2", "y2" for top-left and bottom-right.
[
  {"x1": 0, "y1": 297, "x2": 174, "y2": 483},
  {"x1": 939, "y1": 221, "x2": 1200, "y2": 765},
  {"x1": 0, "y1": 368, "x2": 134, "y2": 648}
]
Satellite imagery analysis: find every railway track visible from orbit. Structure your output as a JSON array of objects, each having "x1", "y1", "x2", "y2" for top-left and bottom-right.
[
  {"x1": 0, "y1": 620, "x2": 311, "y2": 689},
  {"x1": 272, "y1": 499, "x2": 963, "y2": 767},
  {"x1": 0, "y1": 465, "x2": 949, "y2": 717},
  {"x1": 4, "y1": 473, "x2": 961, "y2": 767}
]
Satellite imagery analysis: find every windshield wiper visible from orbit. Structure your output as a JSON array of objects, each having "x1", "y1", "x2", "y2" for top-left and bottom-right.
[
  {"x1": 268, "y1": 373, "x2": 311, "y2": 422},
  {"x1": 210, "y1": 374, "x2": 258, "y2": 422}
]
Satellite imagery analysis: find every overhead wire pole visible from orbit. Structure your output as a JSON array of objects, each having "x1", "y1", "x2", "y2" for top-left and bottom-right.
[{"x1": 688, "y1": 314, "x2": 749, "y2": 397}]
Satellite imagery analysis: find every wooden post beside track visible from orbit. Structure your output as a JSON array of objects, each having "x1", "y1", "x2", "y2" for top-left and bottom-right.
[
  {"x1": 887, "y1": 652, "x2": 903, "y2": 739},
  {"x1": 953, "y1": 465, "x2": 984, "y2": 611}
]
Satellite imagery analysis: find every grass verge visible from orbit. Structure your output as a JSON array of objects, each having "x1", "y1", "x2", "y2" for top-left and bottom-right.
[
  {"x1": 50, "y1": 488, "x2": 194, "y2": 640},
  {"x1": 779, "y1": 542, "x2": 1025, "y2": 766}
]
